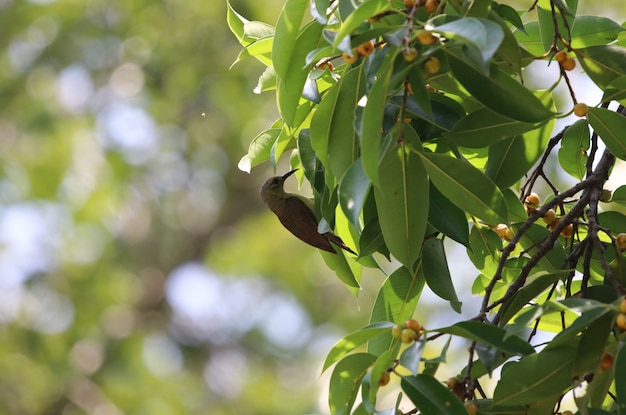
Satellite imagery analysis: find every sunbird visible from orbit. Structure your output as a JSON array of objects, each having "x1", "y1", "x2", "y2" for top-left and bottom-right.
[{"x1": 260, "y1": 169, "x2": 357, "y2": 255}]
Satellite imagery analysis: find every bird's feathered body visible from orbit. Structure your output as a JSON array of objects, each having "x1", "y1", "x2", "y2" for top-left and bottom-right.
[{"x1": 260, "y1": 170, "x2": 357, "y2": 255}]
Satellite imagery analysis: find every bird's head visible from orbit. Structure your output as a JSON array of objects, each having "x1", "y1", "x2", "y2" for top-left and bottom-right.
[{"x1": 259, "y1": 169, "x2": 298, "y2": 204}]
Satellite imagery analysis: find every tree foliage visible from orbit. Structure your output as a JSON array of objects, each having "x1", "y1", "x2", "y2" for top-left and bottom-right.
[{"x1": 230, "y1": 0, "x2": 626, "y2": 413}]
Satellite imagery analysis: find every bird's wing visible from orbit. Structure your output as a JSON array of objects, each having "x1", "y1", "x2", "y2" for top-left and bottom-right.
[{"x1": 278, "y1": 196, "x2": 336, "y2": 253}]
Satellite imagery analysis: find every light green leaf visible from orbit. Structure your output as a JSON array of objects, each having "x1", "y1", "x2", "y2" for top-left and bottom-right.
[
  {"x1": 238, "y1": 128, "x2": 281, "y2": 172},
  {"x1": 577, "y1": 45, "x2": 626, "y2": 90},
  {"x1": 333, "y1": 0, "x2": 391, "y2": 51},
  {"x1": 587, "y1": 107, "x2": 626, "y2": 160},
  {"x1": 339, "y1": 159, "x2": 370, "y2": 228},
  {"x1": 322, "y1": 322, "x2": 393, "y2": 372},
  {"x1": 368, "y1": 267, "x2": 424, "y2": 355},
  {"x1": 272, "y1": 0, "x2": 309, "y2": 79},
  {"x1": 375, "y1": 146, "x2": 429, "y2": 269},
  {"x1": 570, "y1": 16, "x2": 624, "y2": 48},
  {"x1": 417, "y1": 152, "x2": 508, "y2": 225},
  {"x1": 558, "y1": 119, "x2": 590, "y2": 180},
  {"x1": 602, "y1": 75, "x2": 626, "y2": 103},
  {"x1": 329, "y1": 353, "x2": 377, "y2": 415}
]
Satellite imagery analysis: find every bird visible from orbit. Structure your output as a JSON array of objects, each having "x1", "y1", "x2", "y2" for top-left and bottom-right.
[{"x1": 259, "y1": 169, "x2": 357, "y2": 255}]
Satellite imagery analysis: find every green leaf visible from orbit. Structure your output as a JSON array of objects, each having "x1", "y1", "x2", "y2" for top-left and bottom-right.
[
  {"x1": 333, "y1": 0, "x2": 391, "y2": 50},
  {"x1": 587, "y1": 107, "x2": 626, "y2": 161},
  {"x1": 446, "y1": 53, "x2": 552, "y2": 123},
  {"x1": 577, "y1": 45, "x2": 626, "y2": 90},
  {"x1": 427, "y1": 184, "x2": 470, "y2": 248},
  {"x1": 374, "y1": 146, "x2": 429, "y2": 269},
  {"x1": 272, "y1": 0, "x2": 309, "y2": 80},
  {"x1": 612, "y1": 185, "x2": 626, "y2": 209},
  {"x1": 359, "y1": 217, "x2": 388, "y2": 258},
  {"x1": 467, "y1": 224, "x2": 502, "y2": 275},
  {"x1": 615, "y1": 343, "x2": 626, "y2": 414},
  {"x1": 276, "y1": 21, "x2": 324, "y2": 126},
  {"x1": 516, "y1": 223, "x2": 565, "y2": 273},
  {"x1": 602, "y1": 75, "x2": 626, "y2": 104},
  {"x1": 445, "y1": 108, "x2": 539, "y2": 148},
  {"x1": 368, "y1": 349, "x2": 396, "y2": 404},
  {"x1": 311, "y1": 0, "x2": 330, "y2": 24},
  {"x1": 399, "y1": 340, "x2": 424, "y2": 376},
  {"x1": 417, "y1": 152, "x2": 508, "y2": 225},
  {"x1": 433, "y1": 17, "x2": 504, "y2": 69},
  {"x1": 493, "y1": 343, "x2": 576, "y2": 406},
  {"x1": 339, "y1": 159, "x2": 371, "y2": 229},
  {"x1": 494, "y1": 4, "x2": 525, "y2": 32},
  {"x1": 323, "y1": 322, "x2": 393, "y2": 372},
  {"x1": 401, "y1": 374, "x2": 469, "y2": 415},
  {"x1": 570, "y1": 16, "x2": 625, "y2": 48},
  {"x1": 361, "y1": 51, "x2": 396, "y2": 185},
  {"x1": 421, "y1": 239, "x2": 461, "y2": 312},
  {"x1": 573, "y1": 312, "x2": 614, "y2": 376},
  {"x1": 368, "y1": 267, "x2": 424, "y2": 355},
  {"x1": 558, "y1": 119, "x2": 590, "y2": 181},
  {"x1": 320, "y1": 249, "x2": 360, "y2": 289},
  {"x1": 436, "y1": 321, "x2": 535, "y2": 355},
  {"x1": 499, "y1": 270, "x2": 571, "y2": 326},
  {"x1": 329, "y1": 353, "x2": 377, "y2": 415},
  {"x1": 238, "y1": 128, "x2": 281, "y2": 172}
]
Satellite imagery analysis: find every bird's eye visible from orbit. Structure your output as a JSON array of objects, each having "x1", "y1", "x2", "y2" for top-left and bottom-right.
[{"x1": 272, "y1": 178, "x2": 280, "y2": 185}]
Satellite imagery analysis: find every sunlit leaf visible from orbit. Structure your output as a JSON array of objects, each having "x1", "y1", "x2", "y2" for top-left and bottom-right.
[
  {"x1": 587, "y1": 107, "x2": 626, "y2": 160},
  {"x1": 558, "y1": 119, "x2": 590, "y2": 180},
  {"x1": 323, "y1": 322, "x2": 393, "y2": 372},
  {"x1": 401, "y1": 374, "x2": 469, "y2": 415},
  {"x1": 329, "y1": 353, "x2": 377, "y2": 415},
  {"x1": 436, "y1": 321, "x2": 535, "y2": 355}
]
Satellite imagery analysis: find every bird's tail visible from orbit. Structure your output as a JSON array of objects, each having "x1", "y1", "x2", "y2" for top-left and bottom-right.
[{"x1": 324, "y1": 232, "x2": 358, "y2": 256}]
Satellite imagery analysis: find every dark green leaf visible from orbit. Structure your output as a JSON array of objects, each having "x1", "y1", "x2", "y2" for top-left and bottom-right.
[
  {"x1": 320, "y1": 249, "x2": 360, "y2": 290},
  {"x1": 272, "y1": 0, "x2": 309, "y2": 79},
  {"x1": 427, "y1": 184, "x2": 470, "y2": 248},
  {"x1": 615, "y1": 342, "x2": 626, "y2": 414},
  {"x1": 433, "y1": 18, "x2": 504, "y2": 68},
  {"x1": 587, "y1": 107, "x2": 626, "y2": 161},
  {"x1": 399, "y1": 340, "x2": 424, "y2": 376},
  {"x1": 417, "y1": 152, "x2": 508, "y2": 225},
  {"x1": 573, "y1": 312, "x2": 614, "y2": 376},
  {"x1": 447, "y1": 53, "x2": 552, "y2": 123},
  {"x1": 339, "y1": 159, "x2": 370, "y2": 228},
  {"x1": 375, "y1": 146, "x2": 429, "y2": 269},
  {"x1": 436, "y1": 321, "x2": 535, "y2": 355},
  {"x1": 401, "y1": 374, "x2": 468, "y2": 415},
  {"x1": 516, "y1": 223, "x2": 565, "y2": 273},
  {"x1": 421, "y1": 238, "x2": 461, "y2": 312}
]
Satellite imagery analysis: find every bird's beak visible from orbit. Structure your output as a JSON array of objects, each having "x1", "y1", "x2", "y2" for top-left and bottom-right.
[{"x1": 282, "y1": 169, "x2": 298, "y2": 180}]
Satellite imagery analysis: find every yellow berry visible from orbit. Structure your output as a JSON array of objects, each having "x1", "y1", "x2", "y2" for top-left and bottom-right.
[
  {"x1": 403, "y1": 47, "x2": 418, "y2": 62},
  {"x1": 424, "y1": 56, "x2": 440, "y2": 74},
  {"x1": 342, "y1": 51, "x2": 359, "y2": 64},
  {"x1": 424, "y1": 0, "x2": 439, "y2": 13},
  {"x1": 356, "y1": 40, "x2": 375, "y2": 58},
  {"x1": 617, "y1": 233, "x2": 626, "y2": 251},
  {"x1": 620, "y1": 298, "x2": 626, "y2": 314},
  {"x1": 417, "y1": 32, "x2": 435, "y2": 45},
  {"x1": 543, "y1": 209, "x2": 557, "y2": 225},
  {"x1": 561, "y1": 223, "x2": 573, "y2": 238},
  {"x1": 378, "y1": 370, "x2": 391, "y2": 386},
  {"x1": 525, "y1": 192, "x2": 541, "y2": 208},
  {"x1": 405, "y1": 319, "x2": 422, "y2": 332},
  {"x1": 391, "y1": 324, "x2": 403, "y2": 339},
  {"x1": 505, "y1": 227, "x2": 515, "y2": 241},
  {"x1": 554, "y1": 50, "x2": 567, "y2": 63},
  {"x1": 465, "y1": 403, "x2": 478, "y2": 415},
  {"x1": 616, "y1": 313, "x2": 626, "y2": 330},
  {"x1": 600, "y1": 189, "x2": 612, "y2": 202},
  {"x1": 494, "y1": 224, "x2": 509, "y2": 239},
  {"x1": 561, "y1": 56, "x2": 576, "y2": 71},
  {"x1": 404, "y1": 0, "x2": 418, "y2": 7},
  {"x1": 400, "y1": 328, "x2": 417, "y2": 343},
  {"x1": 574, "y1": 103, "x2": 588, "y2": 117}
]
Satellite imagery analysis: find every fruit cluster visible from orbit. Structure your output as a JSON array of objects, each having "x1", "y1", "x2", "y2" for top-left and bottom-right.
[
  {"x1": 391, "y1": 318, "x2": 424, "y2": 343},
  {"x1": 616, "y1": 297, "x2": 626, "y2": 330},
  {"x1": 555, "y1": 50, "x2": 576, "y2": 71},
  {"x1": 525, "y1": 192, "x2": 573, "y2": 238},
  {"x1": 342, "y1": 40, "x2": 376, "y2": 64}
]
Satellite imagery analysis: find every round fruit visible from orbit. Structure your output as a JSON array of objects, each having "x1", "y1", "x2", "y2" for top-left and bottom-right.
[
  {"x1": 405, "y1": 319, "x2": 422, "y2": 332},
  {"x1": 403, "y1": 47, "x2": 418, "y2": 62},
  {"x1": 616, "y1": 233, "x2": 626, "y2": 250},
  {"x1": 600, "y1": 189, "x2": 612, "y2": 202},
  {"x1": 378, "y1": 370, "x2": 391, "y2": 386},
  {"x1": 620, "y1": 298, "x2": 626, "y2": 314},
  {"x1": 561, "y1": 56, "x2": 576, "y2": 71},
  {"x1": 357, "y1": 40, "x2": 375, "y2": 58},
  {"x1": 400, "y1": 328, "x2": 418, "y2": 343},
  {"x1": 465, "y1": 403, "x2": 478, "y2": 415},
  {"x1": 616, "y1": 313, "x2": 626, "y2": 330},
  {"x1": 494, "y1": 224, "x2": 509, "y2": 239},
  {"x1": 424, "y1": 0, "x2": 439, "y2": 13},
  {"x1": 342, "y1": 51, "x2": 359, "y2": 64},
  {"x1": 525, "y1": 192, "x2": 541, "y2": 207},
  {"x1": 600, "y1": 351, "x2": 614, "y2": 371},
  {"x1": 424, "y1": 57, "x2": 440, "y2": 74},
  {"x1": 391, "y1": 324, "x2": 403, "y2": 339},
  {"x1": 543, "y1": 209, "x2": 557, "y2": 225},
  {"x1": 561, "y1": 223, "x2": 573, "y2": 238},
  {"x1": 446, "y1": 377, "x2": 459, "y2": 390},
  {"x1": 549, "y1": 217, "x2": 561, "y2": 231},
  {"x1": 417, "y1": 31, "x2": 435, "y2": 45},
  {"x1": 404, "y1": 0, "x2": 418, "y2": 7},
  {"x1": 555, "y1": 50, "x2": 568, "y2": 63},
  {"x1": 574, "y1": 103, "x2": 588, "y2": 117},
  {"x1": 562, "y1": 411, "x2": 574, "y2": 415},
  {"x1": 505, "y1": 227, "x2": 515, "y2": 241}
]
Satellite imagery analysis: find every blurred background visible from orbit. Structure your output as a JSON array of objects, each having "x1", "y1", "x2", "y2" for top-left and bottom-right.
[{"x1": 0, "y1": 0, "x2": 623, "y2": 414}]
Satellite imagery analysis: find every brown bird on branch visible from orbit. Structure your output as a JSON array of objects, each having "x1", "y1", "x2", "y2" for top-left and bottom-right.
[{"x1": 260, "y1": 169, "x2": 357, "y2": 255}]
